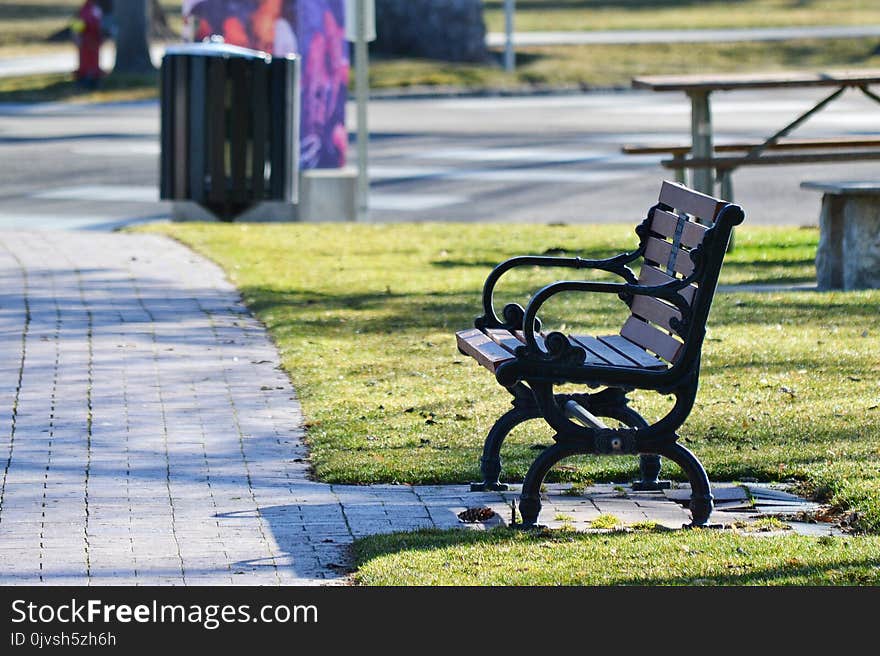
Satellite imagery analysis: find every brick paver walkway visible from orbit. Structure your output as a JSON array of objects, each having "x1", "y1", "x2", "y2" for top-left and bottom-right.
[{"x1": 0, "y1": 231, "x2": 827, "y2": 586}]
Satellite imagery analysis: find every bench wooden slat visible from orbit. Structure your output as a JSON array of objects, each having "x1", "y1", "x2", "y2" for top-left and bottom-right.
[
  {"x1": 485, "y1": 328, "x2": 524, "y2": 354},
  {"x1": 658, "y1": 180, "x2": 725, "y2": 222},
  {"x1": 618, "y1": 316, "x2": 683, "y2": 363},
  {"x1": 514, "y1": 330, "x2": 546, "y2": 351},
  {"x1": 630, "y1": 296, "x2": 682, "y2": 334},
  {"x1": 522, "y1": 331, "x2": 613, "y2": 367},
  {"x1": 643, "y1": 237, "x2": 695, "y2": 277},
  {"x1": 638, "y1": 265, "x2": 697, "y2": 304},
  {"x1": 651, "y1": 208, "x2": 709, "y2": 249},
  {"x1": 456, "y1": 328, "x2": 515, "y2": 372},
  {"x1": 569, "y1": 335, "x2": 639, "y2": 367},
  {"x1": 598, "y1": 334, "x2": 668, "y2": 369}
]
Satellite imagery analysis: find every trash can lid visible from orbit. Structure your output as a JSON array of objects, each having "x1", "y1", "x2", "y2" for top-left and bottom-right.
[{"x1": 164, "y1": 41, "x2": 271, "y2": 61}]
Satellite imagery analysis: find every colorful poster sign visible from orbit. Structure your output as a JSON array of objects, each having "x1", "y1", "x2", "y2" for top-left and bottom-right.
[{"x1": 183, "y1": 1, "x2": 349, "y2": 170}]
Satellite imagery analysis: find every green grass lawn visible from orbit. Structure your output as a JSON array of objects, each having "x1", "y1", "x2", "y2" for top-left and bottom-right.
[
  {"x1": 353, "y1": 527, "x2": 880, "y2": 585},
  {"x1": 0, "y1": 0, "x2": 92, "y2": 49},
  {"x1": 373, "y1": 0, "x2": 880, "y2": 90},
  {"x1": 370, "y1": 36, "x2": 880, "y2": 90},
  {"x1": 483, "y1": 0, "x2": 880, "y2": 32},
  {"x1": 0, "y1": 0, "x2": 182, "y2": 49},
  {"x1": 0, "y1": 71, "x2": 160, "y2": 104},
  {"x1": 148, "y1": 223, "x2": 880, "y2": 539}
]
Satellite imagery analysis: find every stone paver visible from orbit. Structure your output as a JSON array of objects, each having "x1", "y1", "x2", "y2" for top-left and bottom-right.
[
  {"x1": 0, "y1": 231, "x2": 836, "y2": 586},
  {"x1": 0, "y1": 230, "x2": 332, "y2": 585}
]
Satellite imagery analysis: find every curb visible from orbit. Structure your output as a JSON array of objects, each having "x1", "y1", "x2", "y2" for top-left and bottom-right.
[{"x1": 368, "y1": 83, "x2": 632, "y2": 101}]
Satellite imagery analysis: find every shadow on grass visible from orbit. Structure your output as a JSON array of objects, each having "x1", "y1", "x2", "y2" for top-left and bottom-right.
[
  {"x1": 0, "y1": 72, "x2": 159, "y2": 104},
  {"x1": 352, "y1": 527, "x2": 880, "y2": 586},
  {"x1": 718, "y1": 276, "x2": 817, "y2": 287},
  {"x1": 432, "y1": 249, "x2": 817, "y2": 287},
  {"x1": 0, "y1": 132, "x2": 156, "y2": 144},
  {"x1": 0, "y1": 3, "x2": 82, "y2": 21},
  {"x1": 430, "y1": 247, "x2": 624, "y2": 268},
  {"x1": 724, "y1": 258, "x2": 816, "y2": 270},
  {"x1": 239, "y1": 278, "x2": 876, "y2": 338}
]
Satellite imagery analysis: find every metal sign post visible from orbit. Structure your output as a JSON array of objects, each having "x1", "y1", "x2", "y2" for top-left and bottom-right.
[
  {"x1": 345, "y1": 0, "x2": 376, "y2": 222},
  {"x1": 504, "y1": 0, "x2": 515, "y2": 72}
]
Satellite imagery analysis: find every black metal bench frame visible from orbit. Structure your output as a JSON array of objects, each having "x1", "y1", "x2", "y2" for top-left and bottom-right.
[{"x1": 457, "y1": 181, "x2": 745, "y2": 528}]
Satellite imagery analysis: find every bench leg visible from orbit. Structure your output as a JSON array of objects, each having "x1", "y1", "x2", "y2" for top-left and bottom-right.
[
  {"x1": 596, "y1": 403, "x2": 671, "y2": 492},
  {"x1": 632, "y1": 454, "x2": 672, "y2": 491},
  {"x1": 672, "y1": 154, "x2": 686, "y2": 186},
  {"x1": 658, "y1": 442, "x2": 714, "y2": 527},
  {"x1": 470, "y1": 402, "x2": 541, "y2": 492},
  {"x1": 517, "y1": 441, "x2": 582, "y2": 528}
]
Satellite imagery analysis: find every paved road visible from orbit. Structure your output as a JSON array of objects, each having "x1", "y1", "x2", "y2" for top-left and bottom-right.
[
  {"x1": 1, "y1": 87, "x2": 879, "y2": 228},
  {"x1": 0, "y1": 45, "x2": 165, "y2": 79}
]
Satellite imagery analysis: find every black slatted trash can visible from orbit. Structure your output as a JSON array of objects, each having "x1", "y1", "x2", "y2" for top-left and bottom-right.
[{"x1": 160, "y1": 42, "x2": 300, "y2": 221}]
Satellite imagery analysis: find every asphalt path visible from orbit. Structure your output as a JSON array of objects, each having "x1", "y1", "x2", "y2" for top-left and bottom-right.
[{"x1": 1, "y1": 87, "x2": 879, "y2": 229}]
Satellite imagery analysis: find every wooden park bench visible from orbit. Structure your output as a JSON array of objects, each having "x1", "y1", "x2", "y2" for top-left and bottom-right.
[
  {"x1": 622, "y1": 137, "x2": 880, "y2": 202},
  {"x1": 456, "y1": 181, "x2": 745, "y2": 528}
]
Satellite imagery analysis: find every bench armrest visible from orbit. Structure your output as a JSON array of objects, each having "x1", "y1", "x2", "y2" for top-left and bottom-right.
[
  {"x1": 521, "y1": 279, "x2": 690, "y2": 356},
  {"x1": 479, "y1": 252, "x2": 640, "y2": 329}
]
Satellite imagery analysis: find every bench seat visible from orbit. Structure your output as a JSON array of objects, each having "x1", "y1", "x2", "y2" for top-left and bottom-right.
[{"x1": 456, "y1": 327, "x2": 667, "y2": 374}]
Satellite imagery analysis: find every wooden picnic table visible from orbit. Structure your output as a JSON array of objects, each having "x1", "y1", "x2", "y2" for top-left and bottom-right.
[{"x1": 632, "y1": 69, "x2": 880, "y2": 195}]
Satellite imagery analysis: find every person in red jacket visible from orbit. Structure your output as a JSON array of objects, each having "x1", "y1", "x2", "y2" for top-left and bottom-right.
[{"x1": 71, "y1": 0, "x2": 104, "y2": 87}]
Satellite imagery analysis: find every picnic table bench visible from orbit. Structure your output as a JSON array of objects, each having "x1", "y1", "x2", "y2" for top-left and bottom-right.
[
  {"x1": 631, "y1": 69, "x2": 880, "y2": 199},
  {"x1": 623, "y1": 137, "x2": 880, "y2": 203},
  {"x1": 456, "y1": 181, "x2": 745, "y2": 528}
]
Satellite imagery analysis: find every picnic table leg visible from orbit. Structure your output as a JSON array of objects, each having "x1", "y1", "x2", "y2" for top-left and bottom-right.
[
  {"x1": 672, "y1": 154, "x2": 687, "y2": 186},
  {"x1": 687, "y1": 90, "x2": 714, "y2": 197}
]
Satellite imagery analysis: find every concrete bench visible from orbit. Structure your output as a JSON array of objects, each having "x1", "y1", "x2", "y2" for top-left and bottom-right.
[{"x1": 801, "y1": 181, "x2": 880, "y2": 290}]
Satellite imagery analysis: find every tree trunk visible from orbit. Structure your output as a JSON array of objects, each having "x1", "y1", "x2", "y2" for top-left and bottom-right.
[
  {"x1": 149, "y1": 0, "x2": 177, "y2": 40},
  {"x1": 113, "y1": 0, "x2": 154, "y2": 75}
]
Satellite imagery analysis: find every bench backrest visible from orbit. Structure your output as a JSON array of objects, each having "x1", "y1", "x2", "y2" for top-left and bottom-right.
[{"x1": 622, "y1": 181, "x2": 742, "y2": 369}]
